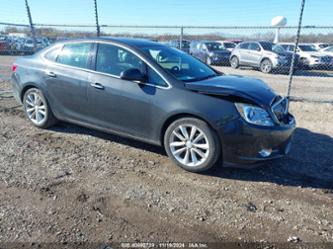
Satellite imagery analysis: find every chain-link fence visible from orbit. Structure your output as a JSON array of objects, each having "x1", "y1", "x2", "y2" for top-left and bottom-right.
[{"x1": 1, "y1": 0, "x2": 333, "y2": 103}]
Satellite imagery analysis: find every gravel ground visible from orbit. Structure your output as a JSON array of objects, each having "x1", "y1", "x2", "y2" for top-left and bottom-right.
[{"x1": 0, "y1": 55, "x2": 333, "y2": 246}]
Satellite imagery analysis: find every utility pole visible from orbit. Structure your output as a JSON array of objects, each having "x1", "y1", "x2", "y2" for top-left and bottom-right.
[
  {"x1": 94, "y1": 0, "x2": 101, "y2": 36},
  {"x1": 287, "y1": 0, "x2": 306, "y2": 108},
  {"x1": 180, "y1": 27, "x2": 184, "y2": 51},
  {"x1": 25, "y1": 0, "x2": 37, "y2": 51}
]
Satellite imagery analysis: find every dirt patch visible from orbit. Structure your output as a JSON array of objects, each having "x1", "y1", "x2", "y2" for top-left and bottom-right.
[{"x1": 0, "y1": 96, "x2": 332, "y2": 244}]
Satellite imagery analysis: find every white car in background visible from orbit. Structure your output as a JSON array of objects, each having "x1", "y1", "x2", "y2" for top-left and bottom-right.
[
  {"x1": 279, "y1": 42, "x2": 333, "y2": 69},
  {"x1": 216, "y1": 41, "x2": 237, "y2": 51},
  {"x1": 320, "y1": 46, "x2": 333, "y2": 56},
  {"x1": 310, "y1": 43, "x2": 331, "y2": 51}
]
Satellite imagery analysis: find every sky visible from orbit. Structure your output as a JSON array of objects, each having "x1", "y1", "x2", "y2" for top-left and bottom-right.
[
  {"x1": 1, "y1": 0, "x2": 331, "y2": 26},
  {"x1": 0, "y1": 0, "x2": 331, "y2": 34}
]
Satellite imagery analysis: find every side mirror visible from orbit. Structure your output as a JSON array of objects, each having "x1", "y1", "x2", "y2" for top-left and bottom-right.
[
  {"x1": 120, "y1": 68, "x2": 146, "y2": 82},
  {"x1": 256, "y1": 47, "x2": 261, "y2": 52}
]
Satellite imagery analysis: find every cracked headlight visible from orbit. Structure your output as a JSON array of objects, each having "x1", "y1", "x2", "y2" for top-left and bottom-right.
[{"x1": 235, "y1": 103, "x2": 274, "y2": 126}]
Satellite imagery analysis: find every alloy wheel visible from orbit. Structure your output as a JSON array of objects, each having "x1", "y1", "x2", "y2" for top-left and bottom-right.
[
  {"x1": 261, "y1": 60, "x2": 272, "y2": 73},
  {"x1": 24, "y1": 91, "x2": 47, "y2": 126},
  {"x1": 231, "y1": 57, "x2": 239, "y2": 68},
  {"x1": 169, "y1": 124, "x2": 209, "y2": 167}
]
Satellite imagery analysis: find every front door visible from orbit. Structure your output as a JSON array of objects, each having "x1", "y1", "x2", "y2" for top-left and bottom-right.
[{"x1": 87, "y1": 43, "x2": 154, "y2": 138}]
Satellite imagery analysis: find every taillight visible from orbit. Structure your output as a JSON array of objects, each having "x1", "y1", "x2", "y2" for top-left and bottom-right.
[{"x1": 12, "y1": 64, "x2": 17, "y2": 72}]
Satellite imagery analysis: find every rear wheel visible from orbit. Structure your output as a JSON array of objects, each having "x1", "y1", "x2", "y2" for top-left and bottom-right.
[
  {"x1": 260, "y1": 59, "x2": 273, "y2": 73},
  {"x1": 23, "y1": 88, "x2": 57, "y2": 128},
  {"x1": 230, "y1": 56, "x2": 239, "y2": 69},
  {"x1": 164, "y1": 117, "x2": 221, "y2": 172}
]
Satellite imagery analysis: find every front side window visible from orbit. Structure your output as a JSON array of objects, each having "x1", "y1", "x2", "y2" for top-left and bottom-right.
[
  {"x1": 140, "y1": 45, "x2": 218, "y2": 82},
  {"x1": 249, "y1": 43, "x2": 260, "y2": 51},
  {"x1": 288, "y1": 45, "x2": 295, "y2": 51},
  {"x1": 57, "y1": 43, "x2": 92, "y2": 69},
  {"x1": 96, "y1": 43, "x2": 144, "y2": 76}
]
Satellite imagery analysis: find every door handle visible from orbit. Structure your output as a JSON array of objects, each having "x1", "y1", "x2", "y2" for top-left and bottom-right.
[
  {"x1": 45, "y1": 71, "x2": 56, "y2": 77},
  {"x1": 90, "y1": 82, "x2": 104, "y2": 90}
]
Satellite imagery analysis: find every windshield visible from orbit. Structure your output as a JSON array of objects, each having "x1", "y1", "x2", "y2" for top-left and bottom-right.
[
  {"x1": 224, "y1": 42, "x2": 236, "y2": 48},
  {"x1": 141, "y1": 45, "x2": 218, "y2": 82},
  {"x1": 299, "y1": 45, "x2": 317, "y2": 51},
  {"x1": 205, "y1": 42, "x2": 224, "y2": 51},
  {"x1": 181, "y1": 41, "x2": 190, "y2": 48}
]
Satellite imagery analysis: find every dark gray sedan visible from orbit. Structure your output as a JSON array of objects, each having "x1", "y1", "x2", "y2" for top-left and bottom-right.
[
  {"x1": 11, "y1": 37, "x2": 295, "y2": 172},
  {"x1": 191, "y1": 41, "x2": 231, "y2": 66}
]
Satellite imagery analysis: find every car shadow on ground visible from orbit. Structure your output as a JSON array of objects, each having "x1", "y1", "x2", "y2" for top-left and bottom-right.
[
  {"x1": 52, "y1": 123, "x2": 333, "y2": 190},
  {"x1": 207, "y1": 127, "x2": 333, "y2": 190},
  {"x1": 51, "y1": 122, "x2": 167, "y2": 156}
]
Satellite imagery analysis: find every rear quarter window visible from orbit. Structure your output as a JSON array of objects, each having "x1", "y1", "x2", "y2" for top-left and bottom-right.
[
  {"x1": 44, "y1": 46, "x2": 61, "y2": 61},
  {"x1": 56, "y1": 42, "x2": 92, "y2": 69}
]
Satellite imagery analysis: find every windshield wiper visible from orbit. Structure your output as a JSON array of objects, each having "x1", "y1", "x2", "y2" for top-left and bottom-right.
[{"x1": 183, "y1": 74, "x2": 218, "y2": 82}]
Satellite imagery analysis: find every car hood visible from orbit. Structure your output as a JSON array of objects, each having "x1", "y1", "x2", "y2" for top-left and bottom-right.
[
  {"x1": 185, "y1": 75, "x2": 277, "y2": 108},
  {"x1": 301, "y1": 51, "x2": 323, "y2": 57}
]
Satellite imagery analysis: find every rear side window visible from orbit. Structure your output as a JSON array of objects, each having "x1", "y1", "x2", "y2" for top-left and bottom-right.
[
  {"x1": 239, "y1": 43, "x2": 249, "y2": 49},
  {"x1": 56, "y1": 43, "x2": 92, "y2": 69},
  {"x1": 96, "y1": 43, "x2": 144, "y2": 76},
  {"x1": 249, "y1": 43, "x2": 260, "y2": 51}
]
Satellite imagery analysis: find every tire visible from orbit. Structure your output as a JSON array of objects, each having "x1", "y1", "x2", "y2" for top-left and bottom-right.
[
  {"x1": 206, "y1": 57, "x2": 213, "y2": 66},
  {"x1": 164, "y1": 117, "x2": 221, "y2": 173},
  {"x1": 260, "y1": 59, "x2": 273, "y2": 74},
  {"x1": 300, "y1": 58, "x2": 310, "y2": 70},
  {"x1": 23, "y1": 88, "x2": 57, "y2": 129},
  {"x1": 230, "y1": 56, "x2": 239, "y2": 69}
]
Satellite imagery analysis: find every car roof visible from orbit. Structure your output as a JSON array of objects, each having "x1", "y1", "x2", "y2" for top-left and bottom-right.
[{"x1": 58, "y1": 37, "x2": 162, "y2": 48}]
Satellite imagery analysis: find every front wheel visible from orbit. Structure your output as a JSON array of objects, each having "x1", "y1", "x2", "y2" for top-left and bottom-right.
[
  {"x1": 23, "y1": 88, "x2": 57, "y2": 128},
  {"x1": 164, "y1": 117, "x2": 221, "y2": 172},
  {"x1": 230, "y1": 56, "x2": 239, "y2": 69},
  {"x1": 260, "y1": 59, "x2": 273, "y2": 73}
]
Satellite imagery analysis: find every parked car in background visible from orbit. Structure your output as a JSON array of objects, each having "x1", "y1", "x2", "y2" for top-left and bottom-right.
[
  {"x1": 310, "y1": 43, "x2": 331, "y2": 51},
  {"x1": 22, "y1": 38, "x2": 35, "y2": 53},
  {"x1": 320, "y1": 46, "x2": 333, "y2": 57},
  {"x1": 0, "y1": 36, "x2": 9, "y2": 54},
  {"x1": 11, "y1": 38, "x2": 296, "y2": 172},
  {"x1": 279, "y1": 43, "x2": 333, "y2": 69},
  {"x1": 230, "y1": 41, "x2": 298, "y2": 73},
  {"x1": 191, "y1": 41, "x2": 231, "y2": 65},
  {"x1": 216, "y1": 41, "x2": 236, "y2": 51},
  {"x1": 189, "y1": 40, "x2": 199, "y2": 55},
  {"x1": 167, "y1": 39, "x2": 191, "y2": 53}
]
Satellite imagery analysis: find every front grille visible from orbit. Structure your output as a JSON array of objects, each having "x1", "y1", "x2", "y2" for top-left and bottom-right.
[{"x1": 271, "y1": 96, "x2": 288, "y2": 122}]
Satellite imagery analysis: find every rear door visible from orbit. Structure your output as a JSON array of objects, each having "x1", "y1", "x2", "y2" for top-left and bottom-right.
[
  {"x1": 238, "y1": 42, "x2": 250, "y2": 64},
  {"x1": 44, "y1": 42, "x2": 93, "y2": 122},
  {"x1": 247, "y1": 42, "x2": 262, "y2": 66}
]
